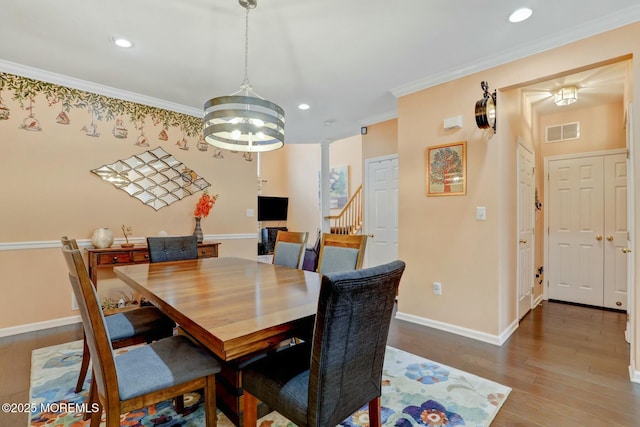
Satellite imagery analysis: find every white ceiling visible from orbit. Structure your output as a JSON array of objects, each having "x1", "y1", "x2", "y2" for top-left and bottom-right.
[{"x1": 1, "y1": 0, "x2": 639, "y2": 144}]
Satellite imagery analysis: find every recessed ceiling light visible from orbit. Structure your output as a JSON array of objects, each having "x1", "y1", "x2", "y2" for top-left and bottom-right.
[
  {"x1": 298, "y1": 103, "x2": 310, "y2": 110},
  {"x1": 112, "y1": 37, "x2": 133, "y2": 48},
  {"x1": 509, "y1": 8, "x2": 532, "y2": 23}
]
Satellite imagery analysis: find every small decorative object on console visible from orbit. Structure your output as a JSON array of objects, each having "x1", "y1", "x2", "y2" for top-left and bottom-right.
[
  {"x1": 121, "y1": 225, "x2": 134, "y2": 248},
  {"x1": 91, "y1": 227, "x2": 114, "y2": 249}
]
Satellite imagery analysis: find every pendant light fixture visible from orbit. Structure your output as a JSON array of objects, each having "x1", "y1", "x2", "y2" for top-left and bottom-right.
[{"x1": 203, "y1": 0, "x2": 285, "y2": 152}]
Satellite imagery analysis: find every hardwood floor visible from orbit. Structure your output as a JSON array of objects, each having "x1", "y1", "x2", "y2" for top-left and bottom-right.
[
  {"x1": 2, "y1": 301, "x2": 640, "y2": 426},
  {"x1": 0, "y1": 323, "x2": 83, "y2": 427}
]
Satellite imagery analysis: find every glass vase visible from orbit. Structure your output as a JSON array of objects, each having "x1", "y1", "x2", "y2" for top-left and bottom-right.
[{"x1": 193, "y1": 217, "x2": 204, "y2": 243}]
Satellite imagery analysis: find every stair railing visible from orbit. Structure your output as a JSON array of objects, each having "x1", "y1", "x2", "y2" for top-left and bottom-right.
[{"x1": 325, "y1": 184, "x2": 363, "y2": 235}]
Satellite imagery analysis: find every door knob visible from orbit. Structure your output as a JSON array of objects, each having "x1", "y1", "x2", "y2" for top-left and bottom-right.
[
  {"x1": 367, "y1": 233, "x2": 375, "y2": 238},
  {"x1": 606, "y1": 235, "x2": 614, "y2": 241},
  {"x1": 595, "y1": 235, "x2": 603, "y2": 241},
  {"x1": 519, "y1": 239, "x2": 527, "y2": 244},
  {"x1": 622, "y1": 247, "x2": 632, "y2": 253}
]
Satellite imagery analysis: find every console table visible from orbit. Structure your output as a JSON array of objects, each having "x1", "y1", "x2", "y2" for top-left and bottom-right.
[{"x1": 85, "y1": 242, "x2": 220, "y2": 287}]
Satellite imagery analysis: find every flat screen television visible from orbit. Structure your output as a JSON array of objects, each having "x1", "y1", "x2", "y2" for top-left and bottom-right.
[{"x1": 257, "y1": 196, "x2": 289, "y2": 221}]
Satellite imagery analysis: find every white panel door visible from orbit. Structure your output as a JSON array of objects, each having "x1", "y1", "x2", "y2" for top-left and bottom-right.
[
  {"x1": 548, "y1": 156, "x2": 604, "y2": 306},
  {"x1": 603, "y1": 153, "x2": 628, "y2": 309},
  {"x1": 365, "y1": 156, "x2": 398, "y2": 267},
  {"x1": 517, "y1": 142, "x2": 535, "y2": 319}
]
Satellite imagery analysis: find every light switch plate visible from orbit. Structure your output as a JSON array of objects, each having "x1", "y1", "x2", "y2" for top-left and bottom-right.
[{"x1": 476, "y1": 206, "x2": 486, "y2": 221}]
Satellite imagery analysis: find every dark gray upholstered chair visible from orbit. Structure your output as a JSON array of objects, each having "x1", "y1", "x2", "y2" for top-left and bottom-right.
[
  {"x1": 272, "y1": 230, "x2": 309, "y2": 269},
  {"x1": 61, "y1": 245, "x2": 221, "y2": 427},
  {"x1": 242, "y1": 260, "x2": 406, "y2": 427},
  {"x1": 60, "y1": 237, "x2": 175, "y2": 394},
  {"x1": 146, "y1": 235, "x2": 198, "y2": 263},
  {"x1": 316, "y1": 233, "x2": 367, "y2": 275}
]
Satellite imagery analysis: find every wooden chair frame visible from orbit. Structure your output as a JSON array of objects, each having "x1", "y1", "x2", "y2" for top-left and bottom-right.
[
  {"x1": 272, "y1": 230, "x2": 309, "y2": 269},
  {"x1": 60, "y1": 237, "x2": 173, "y2": 395},
  {"x1": 316, "y1": 233, "x2": 367, "y2": 274},
  {"x1": 61, "y1": 246, "x2": 218, "y2": 427}
]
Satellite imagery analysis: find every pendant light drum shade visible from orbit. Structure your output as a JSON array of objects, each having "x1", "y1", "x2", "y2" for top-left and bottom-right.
[
  {"x1": 203, "y1": 95, "x2": 285, "y2": 152},
  {"x1": 203, "y1": 0, "x2": 285, "y2": 153}
]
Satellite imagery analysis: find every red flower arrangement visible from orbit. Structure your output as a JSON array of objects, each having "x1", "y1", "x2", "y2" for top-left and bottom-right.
[{"x1": 194, "y1": 190, "x2": 218, "y2": 218}]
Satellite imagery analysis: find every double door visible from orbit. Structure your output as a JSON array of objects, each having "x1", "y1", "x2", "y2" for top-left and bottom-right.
[{"x1": 547, "y1": 152, "x2": 628, "y2": 310}]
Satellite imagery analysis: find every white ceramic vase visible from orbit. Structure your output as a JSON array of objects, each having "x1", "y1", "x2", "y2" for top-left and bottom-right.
[{"x1": 91, "y1": 227, "x2": 114, "y2": 248}]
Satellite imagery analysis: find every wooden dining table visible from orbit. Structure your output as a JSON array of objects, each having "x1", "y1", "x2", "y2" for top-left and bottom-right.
[{"x1": 113, "y1": 256, "x2": 321, "y2": 425}]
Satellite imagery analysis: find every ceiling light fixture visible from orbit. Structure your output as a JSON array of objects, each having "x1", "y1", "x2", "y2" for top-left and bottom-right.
[
  {"x1": 509, "y1": 8, "x2": 533, "y2": 23},
  {"x1": 554, "y1": 86, "x2": 578, "y2": 106},
  {"x1": 112, "y1": 37, "x2": 133, "y2": 48},
  {"x1": 203, "y1": 0, "x2": 285, "y2": 152},
  {"x1": 298, "y1": 103, "x2": 310, "y2": 110}
]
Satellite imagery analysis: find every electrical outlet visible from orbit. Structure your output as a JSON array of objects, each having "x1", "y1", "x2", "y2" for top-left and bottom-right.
[{"x1": 432, "y1": 282, "x2": 442, "y2": 295}]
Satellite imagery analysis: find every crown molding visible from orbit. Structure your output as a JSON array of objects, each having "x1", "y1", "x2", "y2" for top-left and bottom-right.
[
  {"x1": 0, "y1": 59, "x2": 202, "y2": 118},
  {"x1": 360, "y1": 110, "x2": 398, "y2": 127},
  {"x1": 391, "y1": 6, "x2": 640, "y2": 98}
]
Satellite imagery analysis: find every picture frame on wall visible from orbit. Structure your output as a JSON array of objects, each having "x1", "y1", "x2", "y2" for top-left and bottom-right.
[
  {"x1": 329, "y1": 165, "x2": 349, "y2": 208},
  {"x1": 319, "y1": 165, "x2": 350, "y2": 209},
  {"x1": 426, "y1": 141, "x2": 466, "y2": 196}
]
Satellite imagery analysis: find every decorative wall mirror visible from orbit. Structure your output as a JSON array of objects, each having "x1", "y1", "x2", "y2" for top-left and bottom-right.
[{"x1": 91, "y1": 147, "x2": 210, "y2": 210}]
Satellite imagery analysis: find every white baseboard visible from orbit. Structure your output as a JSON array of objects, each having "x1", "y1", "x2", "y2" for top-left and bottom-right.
[
  {"x1": 0, "y1": 315, "x2": 81, "y2": 338},
  {"x1": 533, "y1": 294, "x2": 545, "y2": 308},
  {"x1": 629, "y1": 361, "x2": 640, "y2": 384},
  {"x1": 394, "y1": 311, "x2": 518, "y2": 346}
]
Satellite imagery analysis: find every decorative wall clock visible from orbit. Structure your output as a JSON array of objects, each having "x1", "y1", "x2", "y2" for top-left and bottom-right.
[{"x1": 475, "y1": 81, "x2": 496, "y2": 133}]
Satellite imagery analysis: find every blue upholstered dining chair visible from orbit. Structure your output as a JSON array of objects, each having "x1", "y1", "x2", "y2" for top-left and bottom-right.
[
  {"x1": 316, "y1": 233, "x2": 367, "y2": 275},
  {"x1": 272, "y1": 230, "x2": 309, "y2": 269},
  {"x1": 242, "y1": 260, "x2": 406, "y2": 427},
  {"x1": 146, "y1": 235, "x2": 199, "y2": 262},
  {"x1": 61, "y1": 245, "x2": 221, "y2": 427},
  {"x1": 60, "y1": 237, "x2": 175, "y2": 395}
]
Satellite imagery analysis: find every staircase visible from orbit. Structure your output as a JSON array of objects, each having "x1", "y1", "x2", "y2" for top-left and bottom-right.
[{"x1": 325, "y1": 184, "x2": 363, "y2": 235}]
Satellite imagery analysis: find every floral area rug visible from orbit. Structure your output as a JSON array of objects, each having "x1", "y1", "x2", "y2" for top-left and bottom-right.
[{"x1": 29, "y1": 340, "x2": 510, "y2": 427}]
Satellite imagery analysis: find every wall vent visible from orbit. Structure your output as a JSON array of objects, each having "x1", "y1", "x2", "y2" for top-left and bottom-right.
[{"x1": 545, "y1": 122, "x2": 580, "y2": 143}]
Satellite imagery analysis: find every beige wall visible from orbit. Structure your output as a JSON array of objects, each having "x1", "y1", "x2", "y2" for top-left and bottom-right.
[
  {"x1": 397, "y1": 76, "x2": 504, "y2": 335},
  {"x1": 362, "y1": 119, "x2": 398, "y2": 160},
  {"x1": 259, "y1": 143, "x2": 322, "y2": 238},
  {"x1": 331, "y1": 135, "x2": 363, "y2": 203},
  {"x1": 395, "y1": 21, "x2": 640, "y2": 359},
  {"x1": 0, "y1": 81, "x2": 258, "y2": 331},
  {"x1": 539, "y1": 102, "x2": 626, "y2": 158},
  {"x1": 256, "y1": 136, "x2": 363, "y2": 244}
]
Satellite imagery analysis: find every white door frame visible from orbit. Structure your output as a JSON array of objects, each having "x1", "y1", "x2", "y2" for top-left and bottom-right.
[
  {"x1": 625, "y1": 104, "x2": 635, "y2": 348},
  {"x1": 364, "y1": 154, "x2": 399, "y2": 268},
  {"x1": 543, "y1": 148, "x2": 627, "y2": 302}
]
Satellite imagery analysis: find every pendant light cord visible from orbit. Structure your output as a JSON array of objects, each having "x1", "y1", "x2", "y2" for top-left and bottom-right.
[{"x1": 242, "y1": 7, "x2": 251, "y2": 92}]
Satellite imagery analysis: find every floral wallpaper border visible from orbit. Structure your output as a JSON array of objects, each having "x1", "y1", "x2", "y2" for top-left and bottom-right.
[{"x1": 0, "y1": 71, "x2": 254, "y2": 161}]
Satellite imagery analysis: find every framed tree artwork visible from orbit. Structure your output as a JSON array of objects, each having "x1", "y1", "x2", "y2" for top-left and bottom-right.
[{"x1": 426, "y1": 141, "x2": 466, "y2": 196}]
